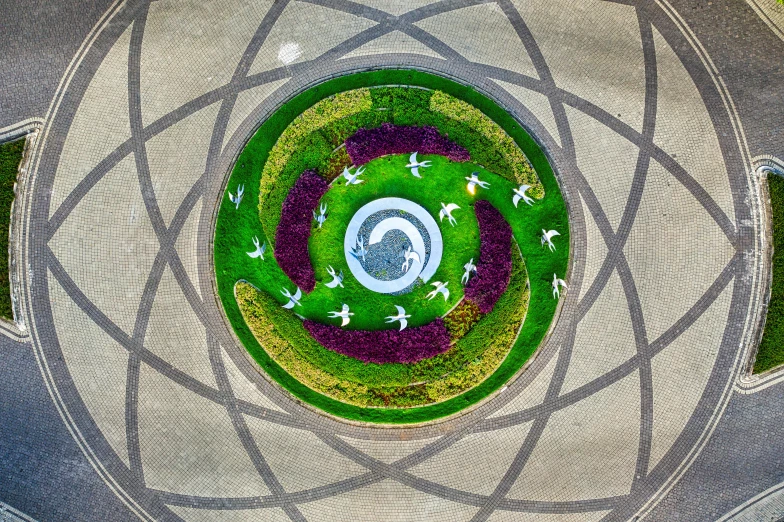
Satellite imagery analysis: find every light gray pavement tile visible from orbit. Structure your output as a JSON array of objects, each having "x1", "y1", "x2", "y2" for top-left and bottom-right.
[
  {"x1": 414, "y1": 4, "x2": 537, "y2": 78},
  {"x1": 565, "y1": 106, "x2": 640, "y2": 231},
  {"x1": 648, "y1": 281, "x2": 733, "y2": 472},
  {"x1": 140, "y1": 0, "x2": 275, "y2": 126},
  {"x1": 486, "y1": 511, "x2": 611, "y2": 522},
  {"x1": 175, "y1": 198, "x2": 203, "y2": 299},
  {"x1": 51, "y1": 24, "x2": 133, "y2": 218},
  {"x1": 296, "y1": 479, "x2": 481, "y2": 522},
  {"x1": 221, "y1": 347, "x2": 287, "y2": 414},
  {"x1": 491, "y1": 79, "x2": 561, "y2": 147},
  {"x1": 50, "y1": 154, "x2": 159, "y2": 335},
  {"x1": 489, "y1": 347, "x2": 560, "y2": 418},
  {"x1": 248, "y1": 1, "x2": 377, "y2": 76},
  {"x1": 508, "y1": 370, "x2": 641, "y2": 502},
  {"x1": 511, "y1": 0, "x2": 646, "y2": 132},
  {"x1": 137, "y1": 363, "x2": 271, "y2": 498},
  {"x1": 623, "y1": 158, "x2": 735, "y2": 342},
  {"x1": 577, "y1": 194, "x2": 607, "y2": 300},
  {"x1": 341, "y1": 30, "x2": 445, "y2": 60},
  {"x1": 337, "y1": 435, "x2": 440, "y2": 465},
  {"x1": 143, "y1": 266, "x2": 215, "y2": 387},
  {"x1": 349, "y1": 0, "x2": 441, "y2": 17},
  {"x1": 169, "y1": 505, "x2": 291, "y2": 522},
  {"x1": 409, "y1": 422, "x2": 534, "y2": 496},
  {"x1": 223, "y1": 78, "x2": 290, "y2": 151},
  {"x1": 244, "y1": 415, "x2": 367, "y2": 493},
  {"x1": 144, "y1": 102, "x2": 221, "y2": 226},
  {"x1": 48, "y1": 269, "x2": 130, "y2": 467},
  {"x1": 651, "y1": 26, "x2": 735, "y2": 224},
  {"x1": 562, "y1": 270, "x2": 637, "y2": 395},
  {"x1": 746, "y1": 0, "x2": 784, "y2": 38}
]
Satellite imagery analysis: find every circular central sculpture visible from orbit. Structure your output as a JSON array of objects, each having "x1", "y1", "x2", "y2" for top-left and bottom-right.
[{"x1": 344, "y1": 197, "x2": 442, "y2": 294}]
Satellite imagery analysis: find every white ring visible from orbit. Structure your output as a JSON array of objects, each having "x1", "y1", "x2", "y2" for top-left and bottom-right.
[{"x1": 344, "y1": 198, "x2": 443, "y2": 294}]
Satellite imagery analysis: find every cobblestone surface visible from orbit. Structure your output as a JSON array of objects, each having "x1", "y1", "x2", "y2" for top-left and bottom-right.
[{"x1": 1, "y1": 0, "x2": 783, "y2": 521}]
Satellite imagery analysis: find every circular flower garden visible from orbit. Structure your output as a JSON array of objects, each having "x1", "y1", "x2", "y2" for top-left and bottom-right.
[{"x1": 214, "y1": 71, "x2": 569, "y2": 423}]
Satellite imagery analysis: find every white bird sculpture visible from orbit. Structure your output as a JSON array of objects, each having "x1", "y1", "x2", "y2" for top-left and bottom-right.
[
  {"x1": 350, "y1": 236, "x2": 368, "y2": 262},
  {"x1": 461, "y1": 258, "x2": 477, "y2": 285},
  {"x1": 541, "y1": 229, "x2": 561, "y2": 252},
  {"x1": 385, "y1": 305, "x2": 411, "y2": 331},
  {"x1": 342, "y1": 166, "x2": 365, "y2": 185},
  {"x1": 465, "y1": 172, "x2": 490, "y2": 194},
  {"x1": 325, "y1": 265, "x2": 344, "y2": 289},
  {"x1": 400, "y1": 245, "x2": 421, "y2": 273},
  {"x1": 229, "y1": 184, "x2": 244, "y2": 209},
  {"x1": 439, "y1": 202, "x2": 461, "y2": 227},
  {"x1": 552, "y1": 273, "x2": 567, "y2": 299},
  {"x1": 426, "y1": 281, "x2": 450, "y2": 301},
  {"x1": 405, "y1": 152, "x2": 432, "y2": 178},
  {"x1": 512, "y1": 184, "x2": 534, "y2": 207},
  {"x1": 313, "y1": 202, "x2": 328, "y2": 229},
  {"x1": 246, "y1": 236, "x2": 266, "y2": 260},
  {"x1": 328, "y1": 303, "x2": 354, "y2": 327},
  {"x1": 280, "y1": 286, "x2": 303, "y2": 309}
]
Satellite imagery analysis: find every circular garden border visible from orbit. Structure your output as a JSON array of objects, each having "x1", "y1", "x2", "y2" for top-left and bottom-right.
[{"x1": 214, "y1": 70, "x2": 570, "y2": 424}]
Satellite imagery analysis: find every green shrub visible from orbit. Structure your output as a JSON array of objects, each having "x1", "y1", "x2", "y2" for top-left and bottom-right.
[
  {"x1": 0, "y1": 139, "x2": 23, "y2": 320},
  {"x1": 756, "y1": 174, "x2": 784, "y2": 372}
]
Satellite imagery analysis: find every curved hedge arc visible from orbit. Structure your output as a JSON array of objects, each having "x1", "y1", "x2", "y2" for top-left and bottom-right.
[
  {"x1": 258, "y1": 84, "x2": 544, "y2": 247},
  {"x1": 235, "y1": 248, "x2": 528, "y2": 408},
  {"x1": 215, "y1": 70, "x2": 569, "y2": 424}
]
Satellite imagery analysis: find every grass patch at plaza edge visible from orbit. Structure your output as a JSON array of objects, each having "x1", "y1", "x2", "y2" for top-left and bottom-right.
[
  {"x1": 214, "y1": 70, "x2": 569, "y2": 423},
  {"x1": 755, "y1": 174, "x2": 784, "y2": 373},
  {"x1": 0, "y1": 139, "x2": 23, "y2": 320}
]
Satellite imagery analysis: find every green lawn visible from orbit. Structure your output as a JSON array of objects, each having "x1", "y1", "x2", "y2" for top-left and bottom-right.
[
  {"x1": 756, "y1": 174, "x2": 784, "y2": 373},
  {"x1": 0, "y1": 139, "x2": 23, "y2": 321},
  {"x1": 214, "y1": 70, "x2": 569, "y2": 423}
]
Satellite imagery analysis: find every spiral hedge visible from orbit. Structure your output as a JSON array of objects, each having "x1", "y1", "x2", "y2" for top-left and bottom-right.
[{"x1": 214, "y1": 70, "x2": 569, "y2": 423}]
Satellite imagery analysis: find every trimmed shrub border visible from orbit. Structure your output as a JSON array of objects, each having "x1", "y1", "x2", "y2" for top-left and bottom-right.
[
  {"x1": 235, "y1": 247, "x2": 529, "y2": 408},
  {"x1": 215, "y1": 70, "x2": 570, "y2": 424},
  {"x1": 274, "y1": 170, "x2": 327, "y2": 292},
  {"x1": 465, "y1": 200, "x2": 513, "y2": 314},
  {"x1": 258, "y1": 84, "x2": 544, "y2": 246}
]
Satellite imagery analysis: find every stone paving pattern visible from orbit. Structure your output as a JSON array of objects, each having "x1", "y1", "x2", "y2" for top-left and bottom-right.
[{"x1": 1, "y1": 0, "x2": 783, "y2": 521}]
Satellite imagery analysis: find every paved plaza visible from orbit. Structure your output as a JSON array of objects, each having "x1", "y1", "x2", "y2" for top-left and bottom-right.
[{"x1": 1, "y1": 0, "x2": 784, "y2": 520}]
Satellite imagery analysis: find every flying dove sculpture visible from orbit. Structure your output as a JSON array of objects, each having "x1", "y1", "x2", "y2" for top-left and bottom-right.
[
  {"x1": 426, "y1": 281, "x2": 450, "y2": 301},
  {"x1": 405, "y1": 152, "x2": 432, "y2": 178},
  {"x1": 327, "y1": 303, "x2": 354, "y2": 327},
  {"x1": 246, "y1": 236, "x2": 266, "y2": 260},
  {"x1": 325, "y1": 265, "x2": 344, "y2": 289},
  {"x1": 313, "y1": 202, "x2": 328, "y2": 229},
  {"x1": 552, "y1": 273, "x2": 567, "y2": 299},
  {"x1": 342, "y1": 166, "x2": 365, "y2": 186},
  {"x1": 350, "y1": 236, "x2": 368, "y2": 263},
  {"x1": 439, "y1": 203, "x2": 461, "y2": 227},
  {"x1": 512, "y1": 184, "x2": 534, "y2": 207},
  {"x1": 465, "y1": 172, "x2": 490, "y2": 194},
  {"x1": 281, "y1": 286, "x2": 303, "y2": 309},
  {"x1": 461, "y1": 258, "x2": 477, "y2": 285},
  {"x1": 228, "y1": 184, "x2": 244, "y2": 209},
  {"x1": 400, "y1": 245, "x2": 421, "y2": 273},
  {"x1": 385, "y1": 305, "x2": 411, "y2": 331},
  {"x1": 541, "y1": 229, "x2": 561, "y2": 252}
]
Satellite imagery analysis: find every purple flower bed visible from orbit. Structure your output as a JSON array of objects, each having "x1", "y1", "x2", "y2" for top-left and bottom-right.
[
  {"x1": 345, "y1": 123, "x2": 470, "y2": 165},
  {"x1": 464, "y1": 200, "x2": 513, "y2": 313},
  {"x1": 274, "y1": 170, "x2": 328, "y2": 293},
  {"x1": 303, "y1": 318, "x2": 451, "y2": 364}
]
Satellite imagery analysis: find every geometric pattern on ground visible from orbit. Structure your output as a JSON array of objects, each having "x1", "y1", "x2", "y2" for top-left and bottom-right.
[{"x1": 21, "y1": 0, "x2": 764, "y2": 520}]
